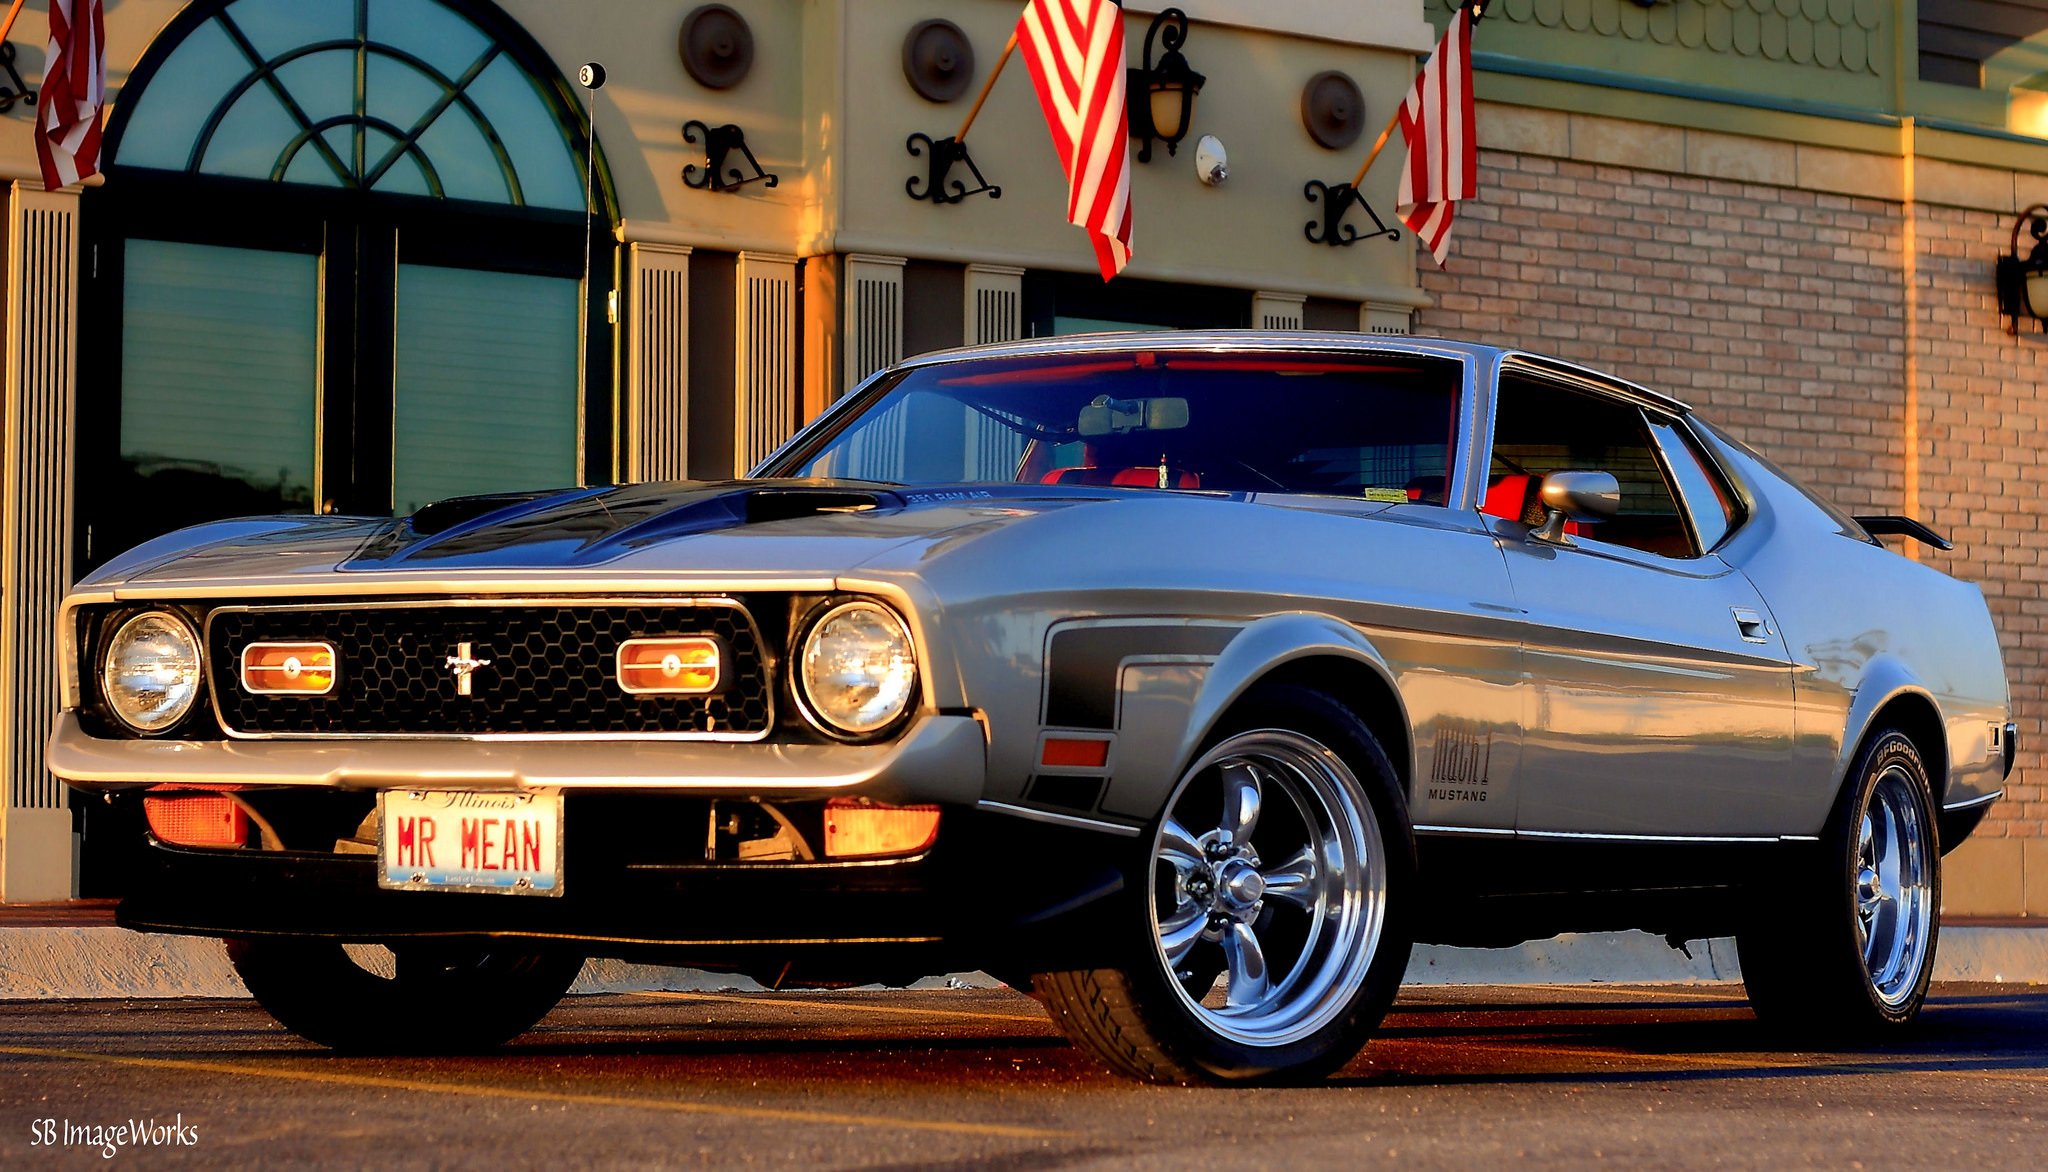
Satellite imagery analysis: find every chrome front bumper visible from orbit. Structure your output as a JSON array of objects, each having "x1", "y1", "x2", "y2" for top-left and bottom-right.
[{"x1": 48, "y1": 711, "x2": 988, "y2": 805}]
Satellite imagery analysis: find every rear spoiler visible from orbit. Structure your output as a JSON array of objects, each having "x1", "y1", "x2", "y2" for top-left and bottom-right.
[{"x1": 1853, "y1": 515, "x2": 1953, "y2": 551}]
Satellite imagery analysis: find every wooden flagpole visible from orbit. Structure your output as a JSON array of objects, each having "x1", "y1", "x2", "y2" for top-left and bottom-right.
[
  {"x1": 1350, "y1": 109, "x2": 1404, "y2": 189},
  {"x1": 956, "y1": 32, "x2": 1020, "y2": 142},
  {"x1": 0, "y1": 0, "x2": 29, "y2": 49}
]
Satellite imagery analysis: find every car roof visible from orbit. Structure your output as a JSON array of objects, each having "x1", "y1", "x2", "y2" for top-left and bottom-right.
[{"x1": 890, "y1": 330, "x2": 1692, "y2": 415}]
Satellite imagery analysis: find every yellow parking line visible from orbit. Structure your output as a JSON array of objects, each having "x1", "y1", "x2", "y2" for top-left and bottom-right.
[
  {"x1": 1504, "y1": 984, "x2": 1745, "y2": 1002},
  {"x1": 1393, "y1": 1037, "x2": 2048, "y2": 1087},
  {"x1": 630, "y1": 989, "x2": 1052, "y2": 1026},
  {"x1": 0, "y1": 1044, "x2": 1070, "y2": 1140}
]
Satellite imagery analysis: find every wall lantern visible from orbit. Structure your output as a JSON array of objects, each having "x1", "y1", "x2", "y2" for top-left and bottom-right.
[
  {"x1": 1128, "y1": 8, "x2": 1205, "y2": 163},
  {"x1": 1999, "y1": 204, "x2": 2048, "y2": 335}
]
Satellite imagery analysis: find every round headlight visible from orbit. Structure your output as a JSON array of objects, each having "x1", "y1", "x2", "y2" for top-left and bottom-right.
[
  {"x1": 101, "y1": 611, "x2": 203, "y2": 734},
  {"x1": 798, "y1": 601, "x2": 918, "y2": 737}
]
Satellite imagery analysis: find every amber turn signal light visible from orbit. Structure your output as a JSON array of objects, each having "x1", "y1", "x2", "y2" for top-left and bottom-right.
[
  {"x1": 823, "y1": 798, "x2": 940, "y2": 858},
  {"x1": 240, "y1": 641, "x2": 337, "y2": 695},
  {"x1": 617, "y1": 636, "x2": 722, "y2": 695},
  {"x1": 143, "y1": 793, "x2": 249, "y2": 848}
]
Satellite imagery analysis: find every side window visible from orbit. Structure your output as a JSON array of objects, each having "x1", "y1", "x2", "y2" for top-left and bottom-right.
[
  {"x1": 1647, "y1": 419, "x2": 1739, "y2": 552},
  {"x1": 1488, "y1": 376, "x2": 1697, "y2": 558}
]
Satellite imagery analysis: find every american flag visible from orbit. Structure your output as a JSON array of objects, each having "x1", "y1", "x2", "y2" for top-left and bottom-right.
[
  {"x1": 1397, "y1": 6, "x2": 1478, "y2": 267},
  {"x1": 1015, "y1": 0, "x2": 1132, "y2": 281},
  {"x1": 36, "y1": 0, "x2": 106, "y2": 191}
]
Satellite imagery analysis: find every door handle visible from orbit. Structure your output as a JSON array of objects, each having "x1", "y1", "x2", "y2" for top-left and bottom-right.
[{"x1": 1731, "y1": 607, "x2": 1771, "y2": 644}]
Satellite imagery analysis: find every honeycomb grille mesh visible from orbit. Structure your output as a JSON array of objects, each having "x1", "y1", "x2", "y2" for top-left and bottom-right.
[{"x1": 207, "y1": 603, "x2": 771, "y2": 736}]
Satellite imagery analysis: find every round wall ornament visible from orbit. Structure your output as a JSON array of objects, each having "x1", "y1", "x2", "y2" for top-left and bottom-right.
[
  {"x1": 1301, "y1": 70, "x2": 1366, "y2": 151},
  {"x1": 902, "y1": 19, "x2": 975, "y2": 103},
  {"x1": 680, "y1": 5, "x2": 755, "y2": 90}
]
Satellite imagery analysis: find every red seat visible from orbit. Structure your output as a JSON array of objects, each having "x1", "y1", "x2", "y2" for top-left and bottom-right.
[
  {"x1": 1483, "y1": 473, "x2": 1585, "y2": 535},
  {"x1": 1482, "y1": 475, "x2": 1539, "y2": 522},
  {"x1": 1109, "y1": 466, "x2": 1199, "y2": 489},
  {"x1": 1043, "y1": 466, "x2": 1200, "y2": 489}
]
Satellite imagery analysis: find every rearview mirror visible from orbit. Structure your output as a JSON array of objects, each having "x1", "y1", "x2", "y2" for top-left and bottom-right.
[
  {"x1": 1077, "y1": 395, "x2": 1190, "y2": 437},
  {"x1": 1530, "y1": 471, "x2": 1620, "y2": 546}
]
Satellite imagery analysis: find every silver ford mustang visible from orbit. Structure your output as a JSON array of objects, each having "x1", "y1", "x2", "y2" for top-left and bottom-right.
[{"x1": 52, "y1": 333, "x2": 2011, "y2": 1084}]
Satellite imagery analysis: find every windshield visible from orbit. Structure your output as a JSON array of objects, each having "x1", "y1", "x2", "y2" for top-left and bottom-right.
[{"x1": 764, "y1": 350, "x2": 1463, "y2": 501}]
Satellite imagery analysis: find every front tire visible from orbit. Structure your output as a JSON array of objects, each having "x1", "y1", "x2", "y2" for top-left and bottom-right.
[
  {"x1": 1738, "y1": 729, "x2": 1941, "y2": 1036},
  {"x1": 1033, "y1": 684, "x2": 1414, "y2": 1084},
  {"x1": 228, "y1": 938, "x2": 583, "y2": 1053}
]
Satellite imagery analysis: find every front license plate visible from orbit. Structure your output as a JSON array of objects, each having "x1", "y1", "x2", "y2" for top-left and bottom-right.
[{"x1": 376, "y1": 790, "x2": 563, "y2": 896}]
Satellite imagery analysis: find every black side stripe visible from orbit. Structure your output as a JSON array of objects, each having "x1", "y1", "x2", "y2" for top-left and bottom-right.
[{"x1": 1043, "y1": 625, "x2": 1236, "y2": 730}]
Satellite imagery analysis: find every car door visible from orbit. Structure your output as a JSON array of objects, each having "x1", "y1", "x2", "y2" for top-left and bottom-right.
[{"x1": 1486, "y1": 369, "x2": 1801, "y2": 839}]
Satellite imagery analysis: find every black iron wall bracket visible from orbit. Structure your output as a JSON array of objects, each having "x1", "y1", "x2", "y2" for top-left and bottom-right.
[
  {"x1": 0, "y1": 42, "x2": 37, "y2": 114},
  {"x1": 682, "y1": 120, "x2": 778, "y2": 192},
  {"x1": 1303, "y1": 180, "x2": 1399, "y2": 247},
  {"x1": 905, "y1": 133, "x2": 1001, "y2": 204}
]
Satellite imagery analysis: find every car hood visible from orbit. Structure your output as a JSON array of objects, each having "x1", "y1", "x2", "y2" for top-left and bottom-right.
[{"x1": 81, "y1": 480, "x2": 1285, "y2": 589}]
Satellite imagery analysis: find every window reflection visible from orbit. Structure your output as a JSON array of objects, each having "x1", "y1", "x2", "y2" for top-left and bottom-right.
[
  {"x1": 114, "y1": 241, "x2": 319, "y2": 556},
  {"x1": 392, "y1": 265, "x2": 579, "y2": 514}
]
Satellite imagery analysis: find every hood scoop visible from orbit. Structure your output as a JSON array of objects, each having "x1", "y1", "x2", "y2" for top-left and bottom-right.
[
  {"x1": 344, "y1": 482, "x2": 906, "y2": 570},
  {"x1": 744, "y1": 489, "x2": 884, "y2": 524},
  {"x1": 408, "y1": 491, "x2": 562, "y2": 537}
]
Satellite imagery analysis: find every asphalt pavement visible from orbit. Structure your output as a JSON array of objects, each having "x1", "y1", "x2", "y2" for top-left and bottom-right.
[{"x1": 2, "y1": 983, "x2": 2044, "y2": 1168}]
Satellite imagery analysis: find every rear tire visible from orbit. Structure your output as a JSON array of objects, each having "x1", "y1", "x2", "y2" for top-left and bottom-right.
[
  {"x1": 228, "y1": 938, "x2": 582, "y2": 1053},
  {"x1": 1737, "y1": 729, "x2": 1940, "y2": 1037},
  {"x1": 1032, "y1": 684, "x2": 1414, "y2": 1084}
]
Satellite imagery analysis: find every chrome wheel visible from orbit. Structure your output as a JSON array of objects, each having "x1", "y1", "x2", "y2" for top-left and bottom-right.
[
  {"x1": 1149, "y1": 729, "x2": 1387, "y2": 1048},
  {"x1": 1856, "y1": 762, "x2": 1935, "y2": 1008}
]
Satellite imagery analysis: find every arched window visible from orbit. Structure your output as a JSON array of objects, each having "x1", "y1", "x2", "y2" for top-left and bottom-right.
[
  {"x1": 79, "y1": 0, "x2": 613, "y2": 568},
  {"x1": 111, "y1": 0, "x2": 586, "y2": 209}
]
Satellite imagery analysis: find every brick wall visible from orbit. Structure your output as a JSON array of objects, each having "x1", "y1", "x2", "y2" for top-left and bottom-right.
[
  {"x1": 1914, "y1": 204, "x2": 2048, "y2": 905},
  {"x1": 1419, "y1": 150, "x2": 1910, "y2": 515},
  {"x1": 1413, "y1": 148, "x2": 2048, "y2": 903}
]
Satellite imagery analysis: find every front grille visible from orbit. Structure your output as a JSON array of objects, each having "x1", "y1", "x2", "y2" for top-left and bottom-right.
[{"x1": 206, "y1": 600, "x2": 772, "y2": 737}]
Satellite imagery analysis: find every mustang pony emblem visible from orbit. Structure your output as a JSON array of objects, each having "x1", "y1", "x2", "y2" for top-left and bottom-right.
[{"x1": 444, "y1": 642, "x2": 493, "y2": 697}]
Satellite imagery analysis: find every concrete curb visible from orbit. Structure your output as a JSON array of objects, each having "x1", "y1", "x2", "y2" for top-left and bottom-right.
[{"x1": 3, "y1": 926, "x2": 2043, "y2": 1000}]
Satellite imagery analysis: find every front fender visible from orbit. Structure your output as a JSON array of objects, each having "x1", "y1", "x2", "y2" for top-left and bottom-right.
[{"x1": 1171, "y1": 613, "x2": 1406, "y2": 786}]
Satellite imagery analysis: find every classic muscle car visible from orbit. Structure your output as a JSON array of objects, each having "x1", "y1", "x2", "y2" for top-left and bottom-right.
[{"x1": 53, "y1": 333, "x2": 2010, "y2": 1084}]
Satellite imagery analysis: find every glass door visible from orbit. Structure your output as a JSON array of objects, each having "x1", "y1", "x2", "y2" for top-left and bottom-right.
[
  {"x1": 390, "y1": 263, "x2": 581, "y2": 514},
  {"x1": 98, "y1": 239, "x2": 322, "y2": 560}
]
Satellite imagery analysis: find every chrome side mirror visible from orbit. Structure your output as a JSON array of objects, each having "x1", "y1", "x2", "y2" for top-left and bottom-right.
[{"x1": 1529, "y1": 471, "x2": 1620, "y2": 546}]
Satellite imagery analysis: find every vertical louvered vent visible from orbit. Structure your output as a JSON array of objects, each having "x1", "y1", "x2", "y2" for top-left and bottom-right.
[
  {"x1": 627, "y1": 243, "x2": 691, "y2": 482},
  {"x1": 734, "y1": 252, "x2": 797, "y2": 474},
  {"x1": 2, "y1": 187, "x2": 78, "y2": 815},
  {"x1": 837, "y1": 261, "x2": 907, "y2": 478},
  {"x1": 965, "y1": 264, "x2": 1024, "y2": 345},
  {"x1": 1253, "y1": 292, "x2": 1306, "y2": 331},
  {"x1": 844, "y1": 255, "x2": 905, "y2": 392},
  {"x1": 1364, "y1": 302, "x2": 1413, "y2": 335},
  {"x1": 960, "y1": 266, "x2": 1027, "y2": 478}
]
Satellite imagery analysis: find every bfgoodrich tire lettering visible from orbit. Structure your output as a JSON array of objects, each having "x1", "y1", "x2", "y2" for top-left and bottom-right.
[
  {"x1": 1032, "y1": 683, "x2": 1415, "y2": 1084},
  {"x1": 1738, "y1": 729, "x2": 1941, "y2": 1036},
  {"x1": 228, "y1": 938, "x2": 582, "y2": 1053}
]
